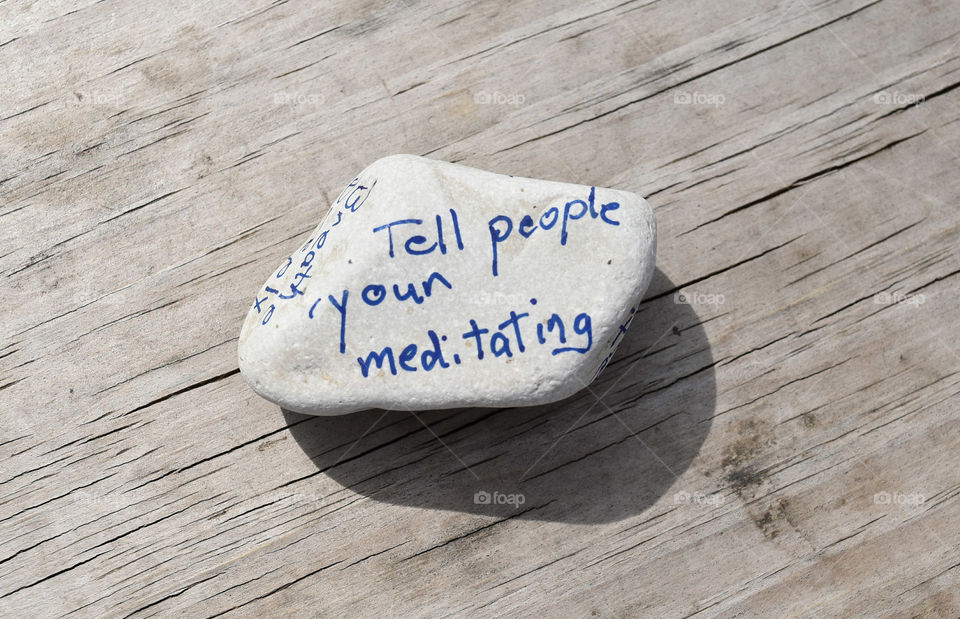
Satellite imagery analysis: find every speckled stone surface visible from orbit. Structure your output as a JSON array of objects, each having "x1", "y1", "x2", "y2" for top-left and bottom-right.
[{"x1": 238, "y1": 155, "x2": 656, "y2": 415}]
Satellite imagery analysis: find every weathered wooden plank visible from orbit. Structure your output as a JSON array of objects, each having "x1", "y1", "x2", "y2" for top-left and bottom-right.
[{"x1": 2, "y1": 0, "x2": 959, "y2": 616}]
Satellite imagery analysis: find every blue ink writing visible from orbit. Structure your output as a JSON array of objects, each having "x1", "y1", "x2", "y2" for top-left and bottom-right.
[
  {"x1": 372, "y1": 209, "x2": 465, "y2": 259},
  {"x1": 486, "y1": 186, "x2": 621, "y2": 277},
  {"x1": 328, "y1": 290, "x2": 348, "y2": 354}
]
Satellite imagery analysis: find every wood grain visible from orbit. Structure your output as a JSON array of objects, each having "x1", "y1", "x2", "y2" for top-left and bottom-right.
[{"x1": 2, "y1": 0, "x2": 960, "y2": 616}]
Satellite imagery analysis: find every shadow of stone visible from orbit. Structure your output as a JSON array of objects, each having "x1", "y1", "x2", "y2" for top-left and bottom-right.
[{"x1": 283, "y1": 268, "x2": 715, "y2": 523}]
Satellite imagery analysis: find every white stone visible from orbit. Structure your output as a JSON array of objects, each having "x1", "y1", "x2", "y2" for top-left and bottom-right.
[{"x1": 238, "y1": 155, "x2": 657, "y2": 415}]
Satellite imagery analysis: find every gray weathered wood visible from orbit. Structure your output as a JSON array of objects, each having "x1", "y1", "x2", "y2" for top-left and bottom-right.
[{"x1": 2, "y1": 0, "x2": 960, "y2": 615}]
